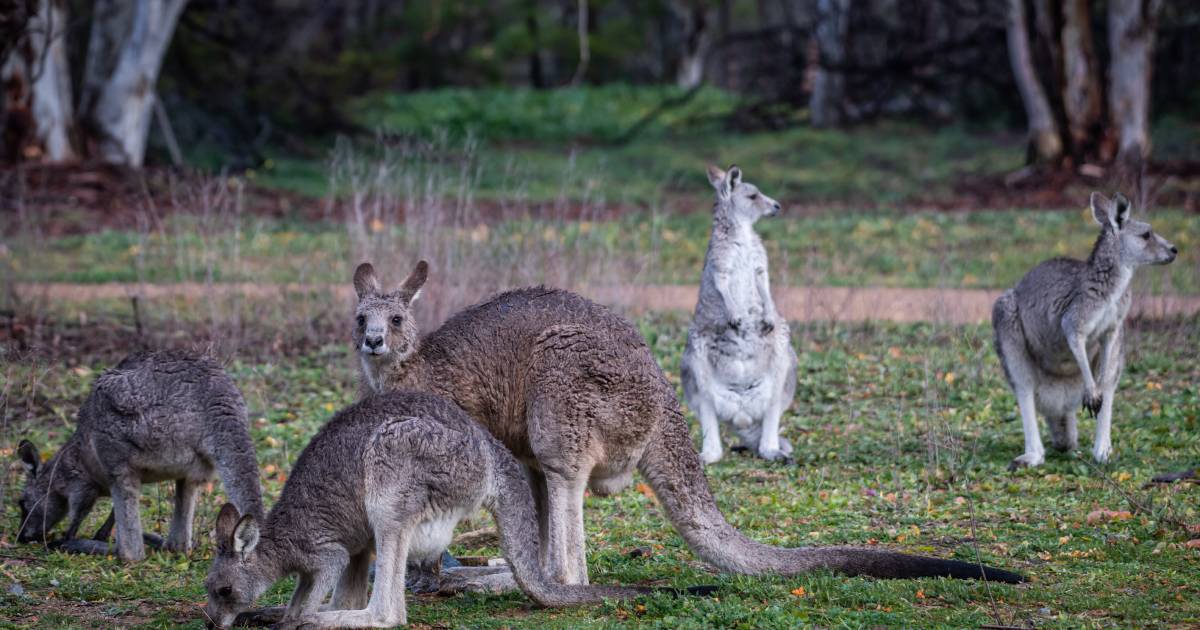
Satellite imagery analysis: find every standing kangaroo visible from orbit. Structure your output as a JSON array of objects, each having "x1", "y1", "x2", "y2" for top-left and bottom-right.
[
  {"x1": 993, "y1": 192, "x2": 1178, "y2": 470},
  {"x1": 203, "y1": 392, "x2": 691, "y2": 630},
  {"x1": 352, "y1": 262, "x2": 1024, "y2": 586},
  {"x1": 15, "y1": 351, "x2": 263, "y2": 562},
  {"x1": 681, "y1": 165, "x2": 798, "y2": 464}
]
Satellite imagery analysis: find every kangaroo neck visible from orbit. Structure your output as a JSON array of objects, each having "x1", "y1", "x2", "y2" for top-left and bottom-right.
[
  {"x1": 1084, "y1": 228, "x2": 1133, "y2": 299},
  {"x1": 711, "y1": 204, "x2": 756, "y2": 239},
  {"x1": 360, "y1": 342, "x2": 431, "y2": 395}
]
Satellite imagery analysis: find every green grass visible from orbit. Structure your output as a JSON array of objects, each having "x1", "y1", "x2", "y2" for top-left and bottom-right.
[
  {"x1": 10, "y1": 208, "x2": 1199, "y2": 293},
  {"x1": 237, "y1": 85, "x2": 1027, "y2": 203},
  {"x1": 3, "y1": 317, "x2": 1198, "y2": 628}
]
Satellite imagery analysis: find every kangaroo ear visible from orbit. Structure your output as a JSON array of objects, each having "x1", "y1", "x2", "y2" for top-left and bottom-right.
[
  {"x1": 706, "y1": 165, "x2": 730, "y2": 199},
  {"x1": 727, "y1": 165, "x2": 742, "y2": 189},
  {"x1": 233, "y1": 514, "x2": 260, "y2": 557},
  {"x1": 397, "y1": 260, "x2": 428, "y2": 306},
  {"x1": 17, "y1": 440, "x2": 39, "y2": 476},
  {"x1": 1090, "y1": 192, "x2": 1115, "y2": 229},
  {"x1": 354, "y1": 262, "x2": 381, "y2": 299},
  {"x1": 1111, "y1": 193, "x2": 1132, "y2": 228},
  {"x1": 214, "y1": 503, "x2": 241, "y2": 551}
]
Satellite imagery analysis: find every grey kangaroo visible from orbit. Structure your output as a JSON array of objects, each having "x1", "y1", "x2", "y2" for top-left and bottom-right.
[
  {"x1": 352, "y1": 262, "x2": 1024, "y2": 586},
  {"x1": 15, "y1": 351, "x2": 263, "y2": 562},
  {"x1": 681, "y1": 165, "x2": 798, "y2": 464},
  {"x1": 203, "y1": 392, "x2": 690, "y2": 630},
  {"x1": 993, "y1": 192, "x2": 1178, "y2": 470}
]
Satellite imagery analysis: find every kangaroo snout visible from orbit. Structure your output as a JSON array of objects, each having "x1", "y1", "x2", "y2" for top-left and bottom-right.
[{"x1": 362, "y1": 335, "x2": 387, "y2": 354}]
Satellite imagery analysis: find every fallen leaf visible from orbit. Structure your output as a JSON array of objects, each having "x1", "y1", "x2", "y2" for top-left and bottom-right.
[
  {"x1": 1184, "y1": 539, "x2": 1200, "y2": 549},
  {"x1": 1086, "y1": 510, "x2": 1133, "y2": 525},
  {"x1": 791, "y1": 586, "x2": 806, "y2": 597},
  {"x1": 1116, "y1": 471, "x2": 1132, "y2": 482},
  {"x1": 636, "y1": 482, "x2": 655, "y2": 499},
  {"x1": 915, "y1": 589, "x2": 926, "y2": 599}
]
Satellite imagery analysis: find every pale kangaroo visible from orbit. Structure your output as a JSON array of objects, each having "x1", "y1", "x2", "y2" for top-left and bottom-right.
[
  {"x1": 681, "y1": 164, "x2": 798, "y2": 464},
  {"x1": 203, "y1": 392, "x2": 695, "y2": 630},
  {"x1": 352, "y1": 262, "x2": 1024, "y2": 586},
  {"x1": 993, "y1": 192, "x2": 1178, "y2": 470},
  {"x1": 15, "y1": 351, "x2": 263, "y2": 562}
]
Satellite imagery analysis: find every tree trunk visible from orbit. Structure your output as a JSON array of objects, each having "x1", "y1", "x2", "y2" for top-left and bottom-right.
[
  {"x1": 1059, "y1": 0, "x2": 1102, "y2": 160},
  {"x1": 79, "y1": 0, "x2": 188, "y2": 167},
  {"x1": 569, "y1": 0, "x2": 589, "y2": 86},
  {"x1": 672, "y1": 1, "x2": 714, "y2": 89},
  {"x1": 1, "y1": 0, "x2": 75, "y2": 162},
  {"x1": 1108, "y1": 0, "x2": 1162, "y2": 170},
  {"x1": 1006, "y1": 0, "x2": 1062, "y2": 164},
  {"x1": 810, "y1": 0, "x2": 851, "y2": 128}
]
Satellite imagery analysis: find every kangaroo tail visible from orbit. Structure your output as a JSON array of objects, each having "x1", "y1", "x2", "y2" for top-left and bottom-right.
[
  {"x1": 486, "y1": 440, "x2": 672, "y2": 606},
  {"x1": 206, "y1": 380, "x2": 265, "y2": 520},
  {"x1": 636, "y1": 406, "x2": 1025, "y2": 584}
]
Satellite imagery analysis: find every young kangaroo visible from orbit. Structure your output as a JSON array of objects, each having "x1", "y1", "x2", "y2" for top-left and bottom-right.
[
  {"x1": 15, "y1": 351, "x2": 263, "y2": 562},
  {"x1": 352, "y1": 262, "x2": 1024, "y2": 586},
  {"x1": 993, "y1": 192, "x2": 1178, "y2": 470},
  {"x1": 203, "y1": 392, "x2": 685, "y2": 630},
  {"x1": 681, "y1": 165, "x2": 798, "y2": 464}
]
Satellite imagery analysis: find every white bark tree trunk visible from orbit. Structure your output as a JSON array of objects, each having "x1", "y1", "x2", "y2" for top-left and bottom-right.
[
  {"x1": 1108, "y1": 0, "x2": 1162, "y2": 168},
  {"x1": 810, "y1": 0, "x2": 851, "y2": 128},
  {"x1": 1006, "y1": 0, "x2": 1062, "y2": 163},
  {"x1": 672, "y1": 1, "x2": 714, "y2": 89},
  {"x1": 1, "y1": 0, "x2": 75, "y2": 161},
  {"x1": 79, "y1": 0, "x2": 188, "y2": 167}
]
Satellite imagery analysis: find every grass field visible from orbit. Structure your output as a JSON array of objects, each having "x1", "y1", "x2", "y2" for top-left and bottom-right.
[
  {"x1": 2, "y1": 316, "x2": 1198, "y2": 628},
  {"x1": 10, "y1": 207, "x2": 1199, "y2": 295}
]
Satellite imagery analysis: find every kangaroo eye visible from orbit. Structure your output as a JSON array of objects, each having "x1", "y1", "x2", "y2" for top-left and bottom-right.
[
  {"x1": 356, "y1": 315, "x2": 366, "y2": 327},
  {"x1": 1141, "y1": 232, "x2": 1152, "y2": 241},
  {"x1": 748, "y1": 193, "x2": 759, "y2": 200},
  {"x1": 217, "y1": 586, "x2": 233, "y2": 599},
  {"x1": 391, "y1": 316, "x2": 403, "y2": 327}
]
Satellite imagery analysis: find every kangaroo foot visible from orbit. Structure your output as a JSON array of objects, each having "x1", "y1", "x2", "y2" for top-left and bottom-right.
[
  {"x1": 1146, "y1": 468, "x2": 1196, "y2": 486},
  {"x1": 437, "y1": 566, "x2": 518, "y2": 595},
  {"x1": 50, "y1": 538, "x2": 114, "y2": 556},
  {"x1": 1008, "y1": 451, "x2": 1045, "y2": 471}
]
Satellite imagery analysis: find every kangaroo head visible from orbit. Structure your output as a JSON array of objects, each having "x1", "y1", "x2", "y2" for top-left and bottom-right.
[
  {"x1": 14, "y1": 440, "x2": 75, "y2": 543},
  {"x1": 1090, "y1": 192, "x2": 1178, "y2": 267},
  {"x1": 707, "y1": 164, "x2": 782, "y2": 223},
  {"x1": 352, "y1": 260, "x2": 428, "y2": 371},
  {"x1": 205, "y1": 503, "x2": 272, "y2": 629}
]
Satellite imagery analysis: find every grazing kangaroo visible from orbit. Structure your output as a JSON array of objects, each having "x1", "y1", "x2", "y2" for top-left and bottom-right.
[
  {"x1": 15, "y1": 351, "x2": 263, "y2": 562},
  {"x1": 203, "y1": 392, "x2": 688, "y2": 630},
  {"x1": 993, "y1": 192, "x2": 1178, "y2": 470},
  {"x1": 681, "y1": 165, "x2": 798, "y2": 464},
  {"x1": 352, "y1": 262, "x2": 1024, "y2": 586}
]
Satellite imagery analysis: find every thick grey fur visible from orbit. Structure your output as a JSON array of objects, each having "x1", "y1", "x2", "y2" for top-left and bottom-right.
[
  {"x1": 16, "y1": 351, "x2": 263, "y2": 562},
  {"x1": 203, "y1": 392, "x2": 667, "y2": 630},
  {"x1": 351, "y1": 262, "x2": 1025, "y2": 588},
  {"x1": 992, "y1": 192, "x2": 1178, "y2": 470},
  {"x1": 681, "y1": 164, "x2": 799, "y2": 464}
]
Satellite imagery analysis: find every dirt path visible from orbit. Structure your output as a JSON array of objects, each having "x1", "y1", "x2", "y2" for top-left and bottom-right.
[{"x1": 15, "y1": 282, "x2": 1200, "y2": 324}]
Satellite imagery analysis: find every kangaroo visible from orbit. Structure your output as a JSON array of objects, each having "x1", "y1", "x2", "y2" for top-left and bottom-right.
[
  {"x1": 15, "y1": 351, "x2": 263, "y2": 562},
  {"x1": 351, "y1": 262, "x2": 1024, "y2": 586},
  {"x1": 681, "y1": 165, "x2": 798, "y2": 464},
  {"x1": 203, "y1": 392, "x2": 695, "y2": 630},
  {"x1": 993, "y1": 192, "x2": 1178, "y2": 470}
]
